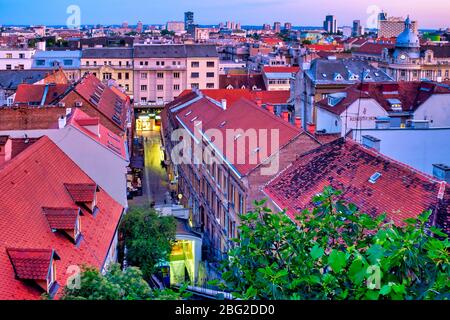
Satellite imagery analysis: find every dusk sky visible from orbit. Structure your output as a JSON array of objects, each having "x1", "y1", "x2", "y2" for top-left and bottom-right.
[{"x1": 0, "y1": 0, "x2": 449, "y2": 29}]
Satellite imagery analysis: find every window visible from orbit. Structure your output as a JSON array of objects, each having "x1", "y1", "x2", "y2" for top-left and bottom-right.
[
  {"x1": 63, "y1": 59, "x2": 73, "y2": 66},
  {"x1": 161, "y1": 61, "x2": 165, "y2": 66},
  {"x1": 17, "y1": 64, "x2": 24, "y2": 70},
  {"x1": 174, "y1": 72, "x2": 180, "y2": 78},
  {"x1": 207, "y1": 61, "x2": 215, "y2": 67},
  {"x1": 93, "y1": 61, "x2": 97, "y2": 66},
  {"x1": 141, "y1": 97, "x2": 147, "y2": 103},
  {"x1": 174, "y1": 84, "x2": 180, "y2": 91},
  {"x1": 157, "y1": 72, "x2": 164, "y2": 78},
  {"x1": 145, "y1": 61, "x2": 148, "y2": 66},
  {"x1": 47, "y1": 261, "x2": 56, "y2": 293},
  {"x1": 125, "y1": 84, "x2": 129, "y2": 91},
  {"x1": 104, "y1": 61, "x2": 107, "y2": 65},
  {"x1": 86, "y1": 61, "x2": 90, "y2": 66},
  {"x1": 141, "y1": 85, "x2": 148, "y2": 91},
  {"x1": 19, "y1": 53, "x2": 25, "y2": 59},
  {"x1": 36, "y1": 60, "x2": 45, "y2": 66},
  {"x1": 191, "y1": 61, "x2": 200, "y2": 68},
  {"x1": 141, "y1": 72, "x2": 148, "y2": 80},
  {"x1": 191, "y1": 72, "x2": 200, "y2": 78},
  {"x1": 6, "y1": 64, "x2": 11, "y2": 70},
  {"x1": 172, "y1": 61, "x2": 176, "y2": 66},
  {"x1": 103, "y1": 73, "x2": 112, "y2": 80},
  {"x1": 125, "y1": 73, "x2": 129, "y2": 80},
  {"x1": 156, "y1": 61, "x2": 160, "y2": 66},
  {"x1": 238, "y1": 194, "x2": 244, "y2": 214},
  {"x1": 140, "y1": 61, "x2": 144, "y2": 66},
  {"x1": 6, "y1": 53, "x2": 12, "y2": 59},
  {"x1": 157, "y1": 84, "x2": 164, "y2": 91},
  {"x1": 206, "y1": 83, "x2": 215, "y2": 88},
  {"x1": 118, "y1": 72, "x2": 122, "y2": 80},
  {"x1": 207, "y1": 72, "x2": 215, "y2": 79},
  {"x1": 191, "y1": 83, "x2": 199, "y2": 89}
]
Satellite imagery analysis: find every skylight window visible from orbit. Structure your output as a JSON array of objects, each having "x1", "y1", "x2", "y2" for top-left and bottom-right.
[
  {"x1": 219, "y1": 121, "x2": 227, "y2": 128},
  {"x1": 369, "y1": 172, "x2": 382, "y2": 184},
  {"x1": 190, "y1": 116, "x2": 199, "y2": 122},
  {"x1": 185, "y1": 110, "x2": 192, "y2": 117}
]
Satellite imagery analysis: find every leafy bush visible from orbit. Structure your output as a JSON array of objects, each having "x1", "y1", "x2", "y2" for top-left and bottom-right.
[{"x1": 221, "y1": 187, "x2": 450, "y2": 300}]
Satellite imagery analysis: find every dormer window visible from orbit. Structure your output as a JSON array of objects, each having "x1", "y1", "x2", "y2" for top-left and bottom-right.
[
  {"x1": 334, "y1": 73, "x2": 343, "y2": 81},
  {"x1": 387, "y1": 98, "x2": 402, "y2": 112},
  {"x1": 42, "y1": 207, "x2": 81, "y2": 243},
  {"x1": 64, "y1": 183, "x2": 98, "y2": 213},
  {"x1": 6, "y1": 248, "x2": 60, "y2": 297}
]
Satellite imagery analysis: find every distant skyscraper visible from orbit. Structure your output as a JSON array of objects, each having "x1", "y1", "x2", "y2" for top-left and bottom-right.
[
  {"x1": 352, "y1": 20, "x2": 362, "y2": 36},
  {"x1": 263, "y1": 23, "x2": 271, "y2": 31},
  {"x1": 226, "y1": 21, "x2": 232, "y2": 29},
  {"x1": 184, "y1": 11, "x2": 194, "y2": 31},
  {"x1": 273, "y1": 22, "x2": 281, "y2": 33},
  {"x1": 122, "y1": 21, "x2": 129, "y2": 29},
  {"x1": 378, "y1": 13, "x2": 418, "y2": 38},
  {"x1": 323, "y1": 15, "x2": 337, "y2": 34},
  {"x1": 284, "y1": 22, "x2": 292, "y2": 31},
  {"x1": 236, "y1": 22, "x2": 241, "y2": 30},
  {"x1": 136, "y1": 21, "x2": 143, "y2": 33}
]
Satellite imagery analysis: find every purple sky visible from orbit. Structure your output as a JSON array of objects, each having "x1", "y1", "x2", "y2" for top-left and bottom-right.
[{"x1": 0, "y1": 0, "x2": 448, "y2": 29}]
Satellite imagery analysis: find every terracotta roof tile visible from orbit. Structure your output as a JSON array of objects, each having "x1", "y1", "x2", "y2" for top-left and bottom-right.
[{"x1": 6, "y1": 248, "x2": 55, "y2": 280}]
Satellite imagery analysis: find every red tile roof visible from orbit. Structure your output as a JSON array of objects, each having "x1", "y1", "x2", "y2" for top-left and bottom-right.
[
  {"x1": 170, "y1": 93, "x2": 302, "y2": 176},
  {"x1": 14, "y1": 84, "x2": 69, "y2": 106},
  {"x1": 354, "y1": 43, "x2": 395, "y2": 55},
  {"x1": 0, "y1": 136, "x2": 124, "y2": 299},
  {"x1": 316, "y1": 81, "x2": 450, "y2": 115},
  {"x1": 64, "y1": 183, "x2": 97, "y2": 203},
  {"x1": 42, "y1": 207, "x2": 79, "y2": 230},
  {"x1": 265, "y1": 138, "x2": 449, "y2": 232},
  {"x1": 6, "y1": 248, "x2": 56, "y2": 280},
  {"x1": 73, "y1": 74, "x2": 129, "y2": 132},
  {"x1": 263, "y1": 66, "x2": 300, "y2": 74},
  {"x1": 68, "y1": 108, "x2": 127, "y2": 159}
]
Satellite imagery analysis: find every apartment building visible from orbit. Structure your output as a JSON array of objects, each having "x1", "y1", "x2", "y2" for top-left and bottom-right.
[
  {"x1": 0, "y1": 48, "x2": 35, "y2": 70},
  {"x1": 81, "y1": 48, "x2": 134, "y2": 97},
  {"x1": 161, "y1": 90, "x2": 320, "y2": 259},
  {"x1": 32, "y1": 50, "x2": 82, "y2": 81},
  {"x1": 133, "y1": 45, "x2": 219, "y2": 105}
]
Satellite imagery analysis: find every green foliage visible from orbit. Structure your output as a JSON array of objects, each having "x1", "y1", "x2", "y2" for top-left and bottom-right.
[
  {"x1": 61, "y1": 264, "x2": 188, "y2": 300},
  {"x1": 221, "y1": 187, "x2": 450, "y2": 300},
  {"x1": 120, "y1": 206, "x2": 176, "y2": 280},
  {"x1": 161, "y1": 29, "x2": 175, "y2": 37}
]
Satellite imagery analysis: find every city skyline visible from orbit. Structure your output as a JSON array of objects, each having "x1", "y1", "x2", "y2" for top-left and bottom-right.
[{"x1": 0, "y1": 0, "x2": 449, "y2": 29}]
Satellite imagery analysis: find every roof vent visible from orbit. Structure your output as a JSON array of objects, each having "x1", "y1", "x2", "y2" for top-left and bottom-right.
[
  {"x1": 432, "y1": 164, "x2": 450, "y2": 183},
  {"x1": 369, "y1": 172, "x2": 382, "y2": 184},
  {"x1": 362, "y1": 135, "x2": 381, "y2": 152}
]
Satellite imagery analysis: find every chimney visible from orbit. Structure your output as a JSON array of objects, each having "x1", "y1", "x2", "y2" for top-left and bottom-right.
[
  {"x1": 433, "y1": 164, "x2": 450, "y2": 183},
  {"x1": 58, "y1": 115, "x2": 67, "y2": 129},
  {"x1": 256, "y1": 98, "x2": 262, "y2": 107},
  {"x1": 294, "y1": 117, "x2": 302, "y2": 129},
  {"x1": 282, "y1": 111, "x2": 289, "y2": 122},
  {"x1": 0, "y1": 136, "x2": 12, "y2": 165},
  {"x1": 362, "y1": 135, "x2": 381, "y2": 152},
  {"x1": 221, "y1": 99, "x2": 227, "y2": 110},
  {"x1": 307, "y1": 122, "x2": 316, "y2": 134},
  {"x1": 266, "y1": 104, "x2": 274, "y2": 114}
]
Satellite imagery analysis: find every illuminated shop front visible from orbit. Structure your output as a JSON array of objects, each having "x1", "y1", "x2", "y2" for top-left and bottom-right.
[
  {"x1": 169, "y1": 219, "x2": 202, "y2": 285},
  {"x1": 135, "y1": 112, "x2": 161, "y2": 131}
]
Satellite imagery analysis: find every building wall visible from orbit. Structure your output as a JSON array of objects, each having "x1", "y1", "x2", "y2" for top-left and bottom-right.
[
  {"x1": 414, "y1": 94, "x2": 450, "y2": 127},
  {"x1": 0, "y1": 49, "x2": 35, "y2": 70},
  {"x1": 133, "y1": 57, "x2": 187, "y2": 104},
  {"x1": 186, "y1": 57, "x2": 219, "y2": 90},
  {"x1": 0, "y1": 107, "x2": 67, "y2": 129},
  {"x1": 80, "y1": 58, "x2": 134, "y2": 97},
  {"x1": 378, "y1": 20, "x2": 418, "y2": 38},
  {"x1": 351, "y1": 128, "x2": 450, "y2": 175}
]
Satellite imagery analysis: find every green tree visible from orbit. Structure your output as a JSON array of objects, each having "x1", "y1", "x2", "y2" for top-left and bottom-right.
[
  {"x1": 61, "y1": 264, "x2": 188, "y2": 300},
  {"x1": 221, "y1": 187, "x2": 450, "y2": 300},
  {"x1": 120, "y1": 206, "x2": 176, "y2": 280},
  {"x1": 161, "y1": 29, "x2": 175, "y2": 37}
]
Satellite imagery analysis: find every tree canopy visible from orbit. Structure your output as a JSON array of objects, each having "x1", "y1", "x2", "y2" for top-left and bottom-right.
[
  {"x1": 220, "y1": 187, "x2": 450, "y2": 300},
  {"x1": 61, "y1": 264, "x2": 188, "y2": 300},
  {"x1": 120, "y1": 206, "x2": 176, "y2": 280}
]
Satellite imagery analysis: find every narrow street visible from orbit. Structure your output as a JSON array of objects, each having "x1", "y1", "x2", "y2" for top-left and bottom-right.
[{"x1": 129, "y1": 129, "x2": 171, "y2": 207}]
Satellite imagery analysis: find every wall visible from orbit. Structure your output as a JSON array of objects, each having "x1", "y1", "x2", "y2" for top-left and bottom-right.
[
  {"x1": 414, "y1": 94, "x2": 450, "y2": 128},
  {"x1": 351, "y1": 127, "x2": 450, "y2": 175}
]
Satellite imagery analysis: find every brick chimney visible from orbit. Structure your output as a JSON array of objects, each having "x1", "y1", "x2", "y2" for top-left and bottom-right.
[
  {"x1": 294, "y1": 117, "x2": 302, "y2": 129},
  {"x1": 266, "y1": 104, "x2": 274, "y2": 114},
  {"x1": 0, "y1": 136, "x2": 12, "y2": 165},
  {"x1": 256, "y1": 98, "x2": 262, "y2": 107},
  {"x1": 307, "y1": 122, "x2": 316, "y2": 134},
  {"x1": 282, "y1": 111, "x2": 289, "y2": 122}
]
